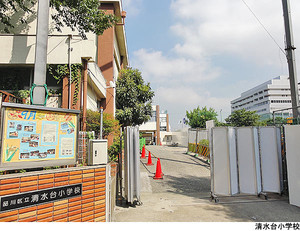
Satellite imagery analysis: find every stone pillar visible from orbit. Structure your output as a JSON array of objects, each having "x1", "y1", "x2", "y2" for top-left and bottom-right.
[
  {"x1": 166, "y1": 113, "x2": 170, "y2": 132},
  {"x1": 156, "y1": 105, "x2": 160, "y2": 146}
]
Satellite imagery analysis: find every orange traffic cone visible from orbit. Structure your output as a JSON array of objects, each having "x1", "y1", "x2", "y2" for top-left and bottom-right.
[
  {"x1": 153, "y1": 158, "x2": 163, "y2": 180},
  {"x1": 146, "y1": 151, "x2": 154, "y2": 166},
  {"x1": 141, "y1": 145, "x2": 146, "y2": 159}
]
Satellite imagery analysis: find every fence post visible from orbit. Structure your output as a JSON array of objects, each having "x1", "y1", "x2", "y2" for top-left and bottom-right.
[
  {"x1": 117, "y1": 127, "x2": 123, "y2": 204},
  {"x1": 195, "y1": 128, "x2": 199, "y2": 153}
]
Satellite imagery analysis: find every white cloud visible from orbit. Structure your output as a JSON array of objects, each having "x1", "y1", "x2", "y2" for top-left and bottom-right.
[
  {"x1": 129, "y1": 0, "x2": 300, "y2": 130},
  {"x1": 170, "y1": 0, "x2": 300, "y2": 66},
  {"x1": 122, "y1": 0, "x2": 143, "y2": 16},
  {"x1": 155, "y1": 86, "x2": 230, "y2": 110},
  {"x1": 133, "y1": 48, "x2": 221, "y2": 85},
  {"x1": 154, "y1": 86, "x2": 231, "y2": 129}
]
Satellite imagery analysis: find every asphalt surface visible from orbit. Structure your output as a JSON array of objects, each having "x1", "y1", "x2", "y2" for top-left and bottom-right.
[{"x1": 112, "y1": 145, "x2": 300, "y2": 222}]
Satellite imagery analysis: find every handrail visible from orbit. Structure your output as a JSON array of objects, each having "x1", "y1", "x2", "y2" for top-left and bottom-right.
[
  {"x1": 272, "y1": 105, "x2": 300, "y2": 124},
  {"x1": 0, "y1": 90, "x2": 22, "y2": 103}
]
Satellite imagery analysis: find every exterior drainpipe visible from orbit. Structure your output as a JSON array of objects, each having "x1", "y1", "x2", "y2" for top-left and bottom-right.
[
  {"x1": 68, "y1": 34, "x2": 73, "y2": 109},
  {"x1": 81, "y1": 57, "x2": 91, "y2": 131}
]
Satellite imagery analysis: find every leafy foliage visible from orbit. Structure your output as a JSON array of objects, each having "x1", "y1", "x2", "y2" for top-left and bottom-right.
[
  {"x1": 116, "y1": 68, "x2": 155, "y2": 127},
  {"x1": 215, "y1": 121, "x2": 230, "y2": 127},
  {"x1": 199, "y1": 139, "x2": 209, "y2": 147},
  {"x1": 86, "y1": 109, "x2": 121, "y2": 161},
  {"x1": 225, "y1": 109, "x2": 260, "y2": 127},
  {"x1": 265, "y1": 117, "x2": 287, "y2": 126},
  {"x1": 86, "y1": 109, "x2": 120, "y2": 139},
  {"x1": 48, "y1": 64, "x2": 82, "y2": 105},
  {"x1": 186, "y1": 106, "x2": 218, "y2": 128},
  {"x1": 0, "y1": 0, "x2": 118, "y2": 39},
  {"x1": 50, "y1": 0, "x2": 118, "y2": 39},
  {"x1": 0, "y1": 0, "x2": 36, "y2": 33},
  {"x1": 17, "y1": 89, "x2": 30, "y2": 99},
  {"x1": 108, "y1": 136, "x2": 120, "y2": 162}
]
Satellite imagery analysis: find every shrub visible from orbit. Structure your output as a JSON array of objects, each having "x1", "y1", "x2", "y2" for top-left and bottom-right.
[
  {"x1": 86, "y1": 109, "x2": 120, "y2": 138},
  {"x1": 199, "y1": 139, "x2": 209, "y2": 147}
]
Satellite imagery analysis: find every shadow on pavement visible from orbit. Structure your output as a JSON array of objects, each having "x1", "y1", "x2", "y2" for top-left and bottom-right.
[{"x1": 164, "y1": 174, "x2": 211, "y2": 198}]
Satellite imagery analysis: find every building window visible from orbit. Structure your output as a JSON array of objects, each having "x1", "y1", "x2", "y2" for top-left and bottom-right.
[
  {"x1": 160, "y1": 117, "x2": 167, "y2": 122},
  {"x1": 150, "y1": 111, "x2": 156, "y2": 122},
  {"x1": 0, "y1": 67, "x2": 32, "y2": 91}
]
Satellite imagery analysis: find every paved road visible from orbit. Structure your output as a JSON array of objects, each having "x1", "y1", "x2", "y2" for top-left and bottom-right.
[{"x1": 112, "y1": 146, "x2": 300, "y2": 222}]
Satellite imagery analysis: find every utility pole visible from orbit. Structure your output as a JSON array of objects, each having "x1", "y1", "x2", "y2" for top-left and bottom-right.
[
  {"x1": 282, "y1": 0, "x2": 300, "y2": 118},
  {"x1": 32, "y1": 0, "x2": 50, "y2": 105},
  {"x1": 99, "y1": 107, "x2": 103, "y2": 139}
]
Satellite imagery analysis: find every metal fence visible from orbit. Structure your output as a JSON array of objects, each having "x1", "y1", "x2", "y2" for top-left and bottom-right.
[{"x1": 77, "y1": 131, "x2": 95, "y2": 165}]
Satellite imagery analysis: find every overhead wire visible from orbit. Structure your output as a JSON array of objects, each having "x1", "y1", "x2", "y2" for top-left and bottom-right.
[{"x1": 240, "y1": 0, "x2": 287, "y2": 56}]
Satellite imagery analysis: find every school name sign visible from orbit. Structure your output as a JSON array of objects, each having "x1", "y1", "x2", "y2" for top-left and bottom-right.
[{"x1": 0, "y1": 184, "x2": 82, "y2": 212}]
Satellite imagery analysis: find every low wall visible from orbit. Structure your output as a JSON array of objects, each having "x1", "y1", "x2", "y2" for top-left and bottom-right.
[
  {"x1": 161, "y1": 130, "x2": 188, "y2": 147},
  {"x1": 0, "y1": 165, "x2": 107, "y2": 222}
]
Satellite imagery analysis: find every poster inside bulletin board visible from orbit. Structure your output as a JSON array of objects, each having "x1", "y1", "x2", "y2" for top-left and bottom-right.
[{"x1": 0, "y1": 103, "x2": 80, "y2": 170}]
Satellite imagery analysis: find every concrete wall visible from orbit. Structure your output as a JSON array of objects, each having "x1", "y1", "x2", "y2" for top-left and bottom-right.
[
  {"x1": 139, "y1": 122, "x2": 156, "y2": 131},
  {"x1": 87, "y1": 85, "x2": 98, "y2": 112},
  {"x1": 0, "y1": 7, "x2": 97, "y2": 65},
  {"x1": 161, "y1": 129, "x2": 188, "y2": 147}
]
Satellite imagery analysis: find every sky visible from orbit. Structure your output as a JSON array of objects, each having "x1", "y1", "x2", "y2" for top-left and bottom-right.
[{"x1": 122, "y1": 0, "x2": 300, "y2": 131}]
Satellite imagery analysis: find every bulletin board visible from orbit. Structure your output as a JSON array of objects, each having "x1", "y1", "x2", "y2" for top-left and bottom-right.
[{"x1": 0, "y1": 103, "x2": 80, "y2": 171}]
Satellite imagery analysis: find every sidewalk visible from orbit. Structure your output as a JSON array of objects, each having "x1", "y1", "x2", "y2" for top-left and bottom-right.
[{"x1": 112, "y1": 146, "x2": 300, "y2": 222}]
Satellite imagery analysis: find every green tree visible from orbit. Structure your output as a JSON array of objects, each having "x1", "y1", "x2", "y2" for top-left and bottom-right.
[
  {"x1": 116, "y1": 68, "x2": 155, "y2": 127},
  {"x1": 0, "y1": 0, "x2": 118, "y2": 39},
  {"x1": 0, "y1": 0, "x2": 36, "y2": 33},
  {"x1": 265, "y1": 117, "x2": 287, "y2": 126},
  {"x1": 225, "y1": 109, "x2": 260, "y2": 127},
  {"x1": 186, "y1": 106, "x2": 218, "y2": 128},
  {"x1": 86, "y1": 109, "x2": 121, "y2": 161},
  {"x1": 86, "y1": 109, "x2": 120, "y2": 139}
]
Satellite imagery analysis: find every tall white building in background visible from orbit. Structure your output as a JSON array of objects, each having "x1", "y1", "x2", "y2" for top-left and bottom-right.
[{"x1": 231, "y1": 76, "x2": 300, "y2": 120}]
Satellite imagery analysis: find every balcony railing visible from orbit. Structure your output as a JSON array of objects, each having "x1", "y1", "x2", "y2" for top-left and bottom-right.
[{"x1": 0, "y1": 90, "x2": 23, "y2": 104}]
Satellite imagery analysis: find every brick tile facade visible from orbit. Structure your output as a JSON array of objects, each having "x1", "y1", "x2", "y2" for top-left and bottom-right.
[{"x1": 0, "y1": 166, "x2": 107, "y2": 222}]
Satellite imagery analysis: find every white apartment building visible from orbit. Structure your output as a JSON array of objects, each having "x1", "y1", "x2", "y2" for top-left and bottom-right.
[{"x1": 231, "y1": 76, "x2": 300, "y2": 120}]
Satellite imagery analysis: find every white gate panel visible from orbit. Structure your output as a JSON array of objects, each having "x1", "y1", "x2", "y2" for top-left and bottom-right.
[
  {"x1": 236, "y1": 127, "x2": 261, "y2": 195},
  {"x1": 124, "y1": 126, "x2": 141, "y2": 204},
  {"x1": 228, "y1": 128, "x2": 239, "y2": 195},
  {"x1": 259, "y1": 127, "x2": 282, "y2": 193},
  {"x1": 211, "y1": 127, "x2": 238, "y2": 195},
  {"x1": 284, "y1": 125, "x2": 300, "y2": 207}
]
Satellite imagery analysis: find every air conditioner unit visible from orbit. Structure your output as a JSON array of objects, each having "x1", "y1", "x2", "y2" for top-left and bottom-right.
[{"x1": 88, "y1": 139, "x2": 108, "y2": 165}]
